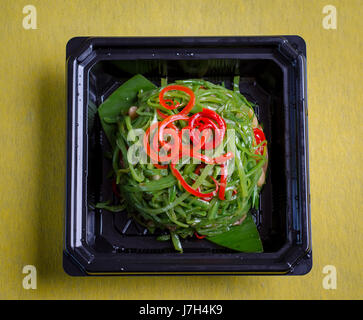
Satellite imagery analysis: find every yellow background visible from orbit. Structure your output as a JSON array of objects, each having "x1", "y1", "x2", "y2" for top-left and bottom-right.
[{"x1": 0, "y1": 0, "x2": 362, "y2": 300}]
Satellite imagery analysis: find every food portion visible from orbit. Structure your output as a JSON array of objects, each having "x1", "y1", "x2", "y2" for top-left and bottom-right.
[{"x1": 97, "y1": 74, "x2": 268, "y2": 253}]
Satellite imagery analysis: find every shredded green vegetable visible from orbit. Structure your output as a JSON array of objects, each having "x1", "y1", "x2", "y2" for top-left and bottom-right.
[{"x1": 97, "y1": 76, "x2": 267, "y2": 253}]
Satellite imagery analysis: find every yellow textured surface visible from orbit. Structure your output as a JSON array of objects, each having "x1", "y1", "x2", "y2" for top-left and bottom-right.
[{"x1": 0, "y1": 0, "x2": 362, "y2": 300}]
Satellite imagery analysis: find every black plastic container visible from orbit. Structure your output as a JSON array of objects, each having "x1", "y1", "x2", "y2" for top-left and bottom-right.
[{"x1": 64, "y1": 36, "x2": 311, "y2": 276}]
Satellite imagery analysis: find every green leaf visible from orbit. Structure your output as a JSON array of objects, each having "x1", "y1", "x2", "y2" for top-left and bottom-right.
[
  {"x1": 206, "y1": 213, "x2": 263, "y2": 253},
  {"x1": 97, "y1": 74, "x2": 156, "y2": 147}
]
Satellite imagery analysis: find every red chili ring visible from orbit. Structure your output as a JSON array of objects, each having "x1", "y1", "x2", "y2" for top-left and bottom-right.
[
  {"x1": 188, "y1": 109, "x2": 225, "y2": 150},
  {"x1": 159, "y1": 85, "x2": 195, "y2": 115}
]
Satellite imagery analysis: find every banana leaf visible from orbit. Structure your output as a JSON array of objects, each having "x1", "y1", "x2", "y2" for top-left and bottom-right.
[
  {"x1": 206, "y1": 213, "x2": 263, "y2": 252},
  {"x1": 98, "y1": 74, "x2": 156, "y2": 147}
]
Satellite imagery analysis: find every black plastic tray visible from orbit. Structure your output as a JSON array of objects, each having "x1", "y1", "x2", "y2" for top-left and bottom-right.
[{"x1": 64, "y1": 36, "x2": 311, "y2": 276}]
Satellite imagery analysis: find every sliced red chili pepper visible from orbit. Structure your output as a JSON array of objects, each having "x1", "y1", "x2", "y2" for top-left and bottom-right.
[
  {"x1": 190, "y1": 164, "x2": 216, "y2": 201},
  {"x1": 194, "y1": 232, "x2": 206, "y2": 239},
  {"x1": 155, "y1": 127, "x2": 180, "y2": 163},
  {"x1": 153, "y1": 163, "x2": 168, "y2": 169},
  {"x1": 158, "y1": 114, "x2": 189, "y2": 145},
  {"x1": 188, "y1": 109, "x2": 226, "y2": 150},
  {"x1": 194, "y1": 123, "x2": 217, "y2": 150},
  {"x1": 214, "y1": 152, "x2": 234, "y2": 164},
  {"x1": 156, "y1": 109, "x2": 168, "y2": 119},
  {"x1": 178, "y1": 127, "x2": 233, "y2": 165},
  {"x1": 189, "y1": 109, "x2": 226, "y2": 131},
  {"x1": 157, "y1": 115, "x2": 187, "y2": 164},
  {"x1": 180, "y1": 147, "x2": 234, "y2": 165},
  {"x1": 253, "y1": 127, "x2": 266, "y2": 155},
  {"x1": 194, "y1": 163, "x2": 206, "y2": 175},
  {"x1": 218, "y1": 164, "x2": 228, "y2": 200},
  {"x1": 144, "y1": 121, "x2": 181, "y2": 165},
  {"x1": 179, "y1": 127, "x2": 204, "y2": 158},
  {"x1": 159, "y1": 85, "x2": 195, "y2": 115},
  {"x1": 170, "y1": 163, "x2": 219, "y2": 198}
]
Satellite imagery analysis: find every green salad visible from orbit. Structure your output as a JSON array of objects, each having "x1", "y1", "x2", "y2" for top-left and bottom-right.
[{"x1": 96, "y1": 74, "x2": 268, "y2": 253}]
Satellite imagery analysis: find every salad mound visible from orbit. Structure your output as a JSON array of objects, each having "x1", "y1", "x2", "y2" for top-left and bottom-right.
[{"x1": 97, "y1": 75, "x2": 268, "y2": 253}]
